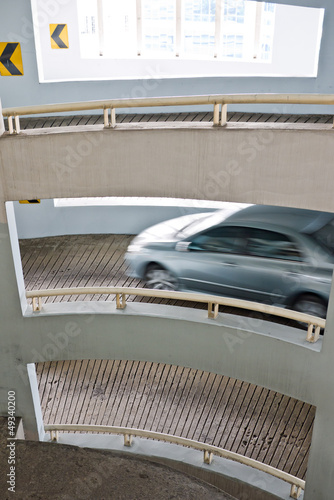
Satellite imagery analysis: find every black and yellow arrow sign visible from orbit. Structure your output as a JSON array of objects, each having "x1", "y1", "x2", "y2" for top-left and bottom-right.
[
  {"x1": 19, "y1": 200, "x2": 41, "y2": 204},
  {"x1": 0, "y1": 43, "x2": 23, "y2": 76},
  {"x1": 50, "y1": 24, "x2": 69, "y2": 49}
]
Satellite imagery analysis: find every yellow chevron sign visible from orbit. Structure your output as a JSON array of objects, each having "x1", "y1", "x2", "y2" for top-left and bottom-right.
[
  {"x1": 50, "y1": 24, "x2": 69, "y2": 49},
  {"x1": 0, "y1": 43, "x2": 23, "y2": 76},
  {"x1": 19, "y1": 200, "x2": 41, "y2": 204}
]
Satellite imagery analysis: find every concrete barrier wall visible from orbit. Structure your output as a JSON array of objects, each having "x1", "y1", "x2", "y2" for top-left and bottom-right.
[{"x1": 1, "y1": 125, "x2": 334, "y2": 224}]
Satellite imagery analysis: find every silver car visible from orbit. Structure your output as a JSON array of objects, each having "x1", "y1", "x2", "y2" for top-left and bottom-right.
[{"x1": 125, "y1": 205, "x2": 334, "y2": 318}]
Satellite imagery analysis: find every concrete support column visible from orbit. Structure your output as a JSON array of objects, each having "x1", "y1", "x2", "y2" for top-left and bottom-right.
[
  {"x1": 0, "y1": 99, "x2": 5, "y2": 136},
  {"x1": 303, "y1": 277, "x2": 334, "y2": 500},
  {"x1": 0, "y1": 216, "x2": 42, "y2": 440}
]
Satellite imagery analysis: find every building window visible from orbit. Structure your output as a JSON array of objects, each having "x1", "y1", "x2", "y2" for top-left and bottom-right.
[
  {"x1": 31, "y1": 0, "x2": 325, "y2": 81},
  {"x1": 142, "y1": 0, "x2": 176, "y2": 55},
  {"x1": 183, "y1": 0, "x2": 216, "y2": 57},
  {"x1": 77, "y1": 0, "x2": 275, "y2": 62}
]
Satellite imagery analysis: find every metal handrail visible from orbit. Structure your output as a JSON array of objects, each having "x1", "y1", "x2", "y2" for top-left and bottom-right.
[
  {"x1": 26, "y1": 286, "x2": 325, "y2": 343},
  {"x1": 2, "y1": 93, "x2": 334, "y2": 133},
  {"x1": 44, "y1": 423, "x2": 305, "y2": 499}
]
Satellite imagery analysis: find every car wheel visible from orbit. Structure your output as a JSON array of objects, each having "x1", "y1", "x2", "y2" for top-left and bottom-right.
[
  {"x1": 293, "y1": 294, "x2": 327, "y2": 319},
  {"x1": 145, "y1": 265, "x2": 178, "y2": 291}
]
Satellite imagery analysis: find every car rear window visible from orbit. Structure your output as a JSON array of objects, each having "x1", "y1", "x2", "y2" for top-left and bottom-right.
[
  {"x1": 245, "y1": 228, "x2": 303, "y2": 261},
  {"x1": 310, "y1": 220, "x2": 334, "y2": 254}
]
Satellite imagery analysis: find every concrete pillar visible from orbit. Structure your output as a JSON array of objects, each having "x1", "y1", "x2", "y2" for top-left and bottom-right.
[
  {"x1": 303, "y1": 277, "x2": 334, "y2": 500},
  {"x1": 0, "y1": 214, "x2": 42, "y2": 440},
  {"x1": 0, "y1": 99, "x2": 5, "y2": 136}
]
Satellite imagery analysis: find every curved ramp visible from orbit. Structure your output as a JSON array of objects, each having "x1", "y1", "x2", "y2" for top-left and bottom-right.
[{"x1": 20, "y1": 234, "x2": 315, "y2": 480}]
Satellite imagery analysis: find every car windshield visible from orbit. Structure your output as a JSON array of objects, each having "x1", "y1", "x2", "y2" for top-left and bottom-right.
[
  {"x1": 177, "y1": 205, "x2": 248, "y2": 239},
  {"x1": 309, "y1": 219, "x2": 334, "y2": 254},
  {"x1": 176, "y1": 212, "x2": 229, "y2": 239}
]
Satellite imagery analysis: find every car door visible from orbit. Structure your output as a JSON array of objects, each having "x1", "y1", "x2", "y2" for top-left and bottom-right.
[
  {"x1": 175, "y1": 225, "x2": 252, "y2": 297},
  {"x1": 226, "y1": 227, "x2": 307, "y2": 305},
  {"x1": 175, "y1": 225, "x2": 307, "y2": 305}
]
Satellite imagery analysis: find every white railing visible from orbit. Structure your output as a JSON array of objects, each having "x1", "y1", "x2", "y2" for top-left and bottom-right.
[
  {"x1": 44, "y1": 423, "x2": 305, "y2": 499},
  {"x1": 2, "y1": 93, "x2": 334, "y2": 134},
  {"x1": 26, "y1": 286, "x2": 326, "y2": 343}
]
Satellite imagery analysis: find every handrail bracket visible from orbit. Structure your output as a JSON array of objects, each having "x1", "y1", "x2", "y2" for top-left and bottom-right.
[
  {"x1": 103, "y1": 107, "x2": 116, "y2": 128},
  {"x1": 220, "y1": 103, "x2": 227, "y2": 126},
  {"x1": 208, "y1": 302, "x2": 219, "y2": 319},
  {"x1": 204, "y1": 450, "x2": 213, "y2": 464},
  {"x1": 7, "y1": 115, "x2": 20, "y2": 135},
  {"x1": 50, "y1": 430, "x2": 59, "y2": 442},
  {"x1": 290, "y1": 484, "x2": 302, "y2": 499},
  {"x1": 116, "y1": 293, "x2": 127, "y2": 309},
  {"x1": 306, "y1": 323, "x2": 321, "y2": 343},
  {"x1": 32, "y1": 296, "x2": 42, "y2": 312},
  {"x1": 124, "y1": 433, "x2": 133, "y2": 447}
]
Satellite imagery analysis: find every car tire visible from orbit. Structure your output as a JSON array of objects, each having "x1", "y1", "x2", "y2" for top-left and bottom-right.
[
  {"x1": 145, "y1": 265, "x2": 178, "y2": 291},
  {"x1": 293, "y1": 294, "x2": 327, "y2": 319}
]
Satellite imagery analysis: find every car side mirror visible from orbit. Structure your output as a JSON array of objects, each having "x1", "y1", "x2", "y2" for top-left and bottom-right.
[{"x1": 175, "y1": 241, "x2": 191, "y2": 252}]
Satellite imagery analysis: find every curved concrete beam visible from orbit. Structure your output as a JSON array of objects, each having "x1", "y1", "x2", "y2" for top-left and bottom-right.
[{"x1": 1, "y1": 124, "x2": 334, "y2": 218}]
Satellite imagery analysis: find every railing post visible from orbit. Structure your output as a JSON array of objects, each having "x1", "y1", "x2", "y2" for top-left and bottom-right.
[
  {"x1": 8, "y1": 116, "x2": 14, "y2": 134},
  {"x1": 203, "y1": 450, "x2": 213, "y2": 464},
  {"x1": 50, "y1": 430, "x2": 59, "y2": 442},
  {"x1": 306, "y1": 323, "x2": 320, "y2": 343},
  {"x1": 0, "y1": 99, "x2": 5, "y2": 136},
  {"x1": 103, "y1": 108, "x2": 109, "y2": 127},
  {"x1": 213, "y1": 103, "x2": 220, "y2": 126},
  {"x1": 110, "y1": 107, "x2": 116, "y2": 128},
  {"x1": 32, "y1": 296, "x2": 42, "y2": 312},
  {"x1": 208, "y1": 302, "x2": 219, "y2": 319},
  {"x1": 220, "y1": 103, "x2": 227, "y2": 126},
  {"x1": 116, "y1": 293, "x2": 126, "y2": 309},
  {"x1": 14, "y1": 115, "x2": 21, "y2": 134},
  {"x1": 124, "y1": 433, "x2": 133, "y2": 446},
  {"x1": 104, "y1": 108, "x2": 116, "y2": 128},
  {"x1": 290, "y1": 484, "x2": 302, "y2": 499}
]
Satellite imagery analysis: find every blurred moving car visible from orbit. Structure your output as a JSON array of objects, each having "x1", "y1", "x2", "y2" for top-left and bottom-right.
[{"x1": 125, "y1": 205, "x2": 334, "y2": 318}]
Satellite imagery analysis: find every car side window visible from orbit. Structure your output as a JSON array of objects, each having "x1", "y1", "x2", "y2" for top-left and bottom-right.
[
  {"x1": 189, "y1": 226, "x2": 247, "y2": 254},
  {"x1": 246, "y1": 228, "x2": 303, "y2": 261}
]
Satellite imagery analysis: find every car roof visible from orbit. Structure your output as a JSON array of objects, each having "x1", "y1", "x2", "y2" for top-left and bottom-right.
[{"x1": 223, "y1": 205, "x2": 334, "y2": 234}]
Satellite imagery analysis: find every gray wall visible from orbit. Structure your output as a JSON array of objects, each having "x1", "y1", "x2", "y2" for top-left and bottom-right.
[
  {"x1": 1, "y1": 0, "x2": 334, "y2": 115},
  {"x1": 13, "y1": 199, "x2": 221, "y2": 239}
]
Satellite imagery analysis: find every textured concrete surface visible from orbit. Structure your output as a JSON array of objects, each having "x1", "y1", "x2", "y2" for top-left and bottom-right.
[{"x1": 2, "y1": 125, "x2": 334, "y2": 222}]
